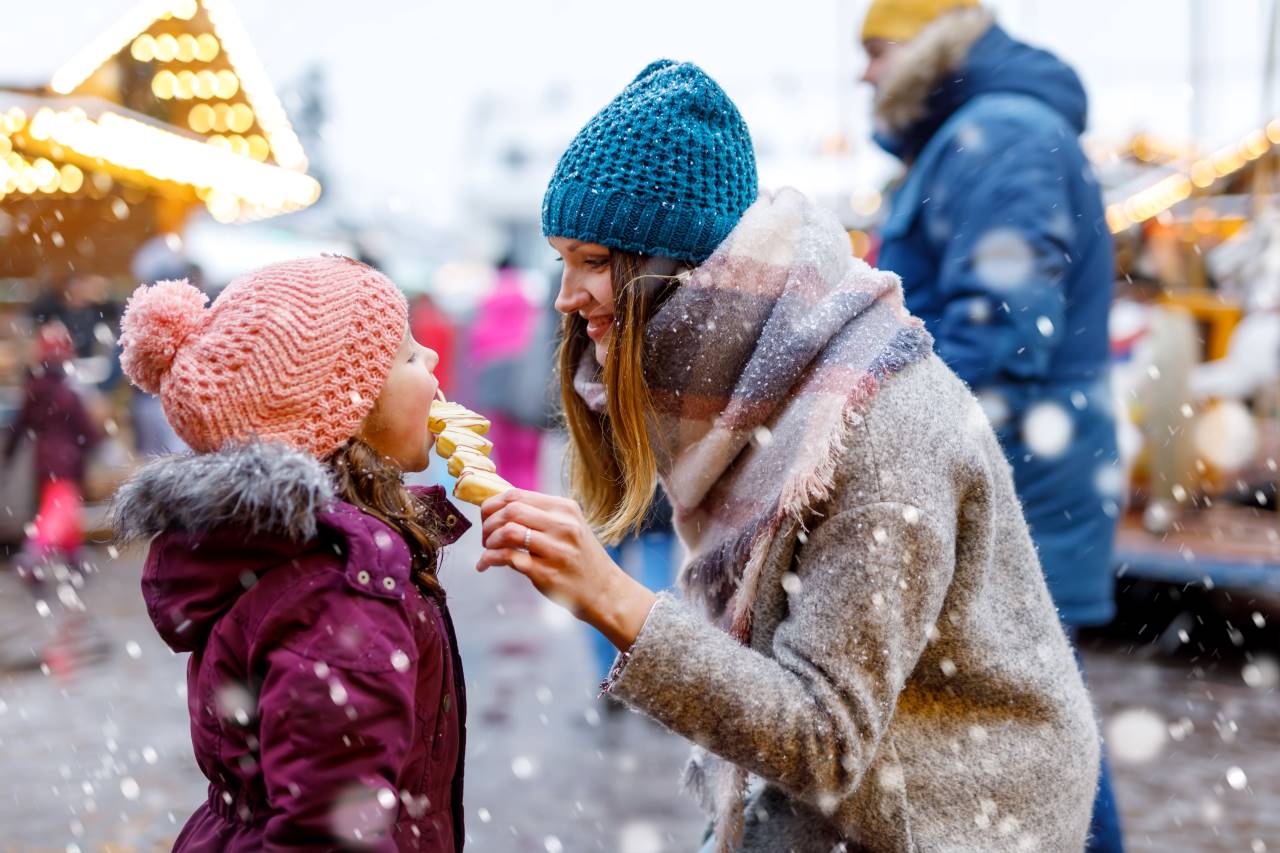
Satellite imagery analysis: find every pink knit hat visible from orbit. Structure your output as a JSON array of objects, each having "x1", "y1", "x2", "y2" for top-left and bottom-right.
[{"x1": 120, "y1": 255, "x2": 408, "y2": 459}]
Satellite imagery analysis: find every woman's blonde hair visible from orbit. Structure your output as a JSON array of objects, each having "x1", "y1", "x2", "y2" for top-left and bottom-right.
[
  {"x1": 558, "y1": 251, "x2": 688, "y2": 544},
  {"x1": 327, "y1": 438, "x2": 445, "y2": 600}
]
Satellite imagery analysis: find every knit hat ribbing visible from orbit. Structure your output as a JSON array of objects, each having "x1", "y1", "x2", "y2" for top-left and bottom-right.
[
  {"x1": 120, "y1": 256, "x2": 407, "y2": 460},
  {"x1": 541, "y1": 59, "x2": 758, "y2": 264}
]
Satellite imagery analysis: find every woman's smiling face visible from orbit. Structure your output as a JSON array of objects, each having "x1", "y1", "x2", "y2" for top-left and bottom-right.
[{"x1": 550, "y1": 236, "x2": 615, "y2": 367}]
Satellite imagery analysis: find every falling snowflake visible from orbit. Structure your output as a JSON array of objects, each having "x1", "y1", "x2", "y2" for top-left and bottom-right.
[
  {"x1": 971, "y1": 228, "x2": 1035, "y2": 290},
  {"x1": 1106, "y1": 708, "x2": 1167, "y2": 764},
  {"x1": 975, "y1": 389, "x2": 1011, "y2": 429},
  {"x1": 1242, "y1": 657, "x2": 1279, "y2": 689},
  {"x1": 1022, "y1": 402, "x2": 1073, "y2": 458},
  {"x1": 619, "y1": 821, "x2": 664, "y2": 853}
]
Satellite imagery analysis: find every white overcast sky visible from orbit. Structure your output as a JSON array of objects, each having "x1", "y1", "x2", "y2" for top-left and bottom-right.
[{"x1": 2, "y1": 0, "x2": 1277, "y2": 223}]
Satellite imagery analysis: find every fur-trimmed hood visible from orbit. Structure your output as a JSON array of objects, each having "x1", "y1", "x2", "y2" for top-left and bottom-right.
[
  {"x1": 872, "y1": 8, "x2": 1088, "y2": 160},
  {"x1": 112, "y1": 442, "x2": 470, "y2": 653},
  {"x1": 112, "y1": 441, "x2": 336, "y2": 543}
]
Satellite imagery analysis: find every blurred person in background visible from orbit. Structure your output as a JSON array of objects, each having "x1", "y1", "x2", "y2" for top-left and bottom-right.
[
  {"x1": 2, "y1": 321, "x2": 107, "y2": 672},
  {"x1": 470, "y1": 258, "x2": 545, "y2": 491},
  {"x1": 411, "y1": 292, "x2": 457, "y2": 393},
  {"x1": 860, "y1": 1, "x2": 1123, "y2": 849},
  {"x1": 410, "y1": 292, "x2": 461, "y2": 488},
  {"x1": 30, "y1": 273, "x2": 117, "y2": 360}
]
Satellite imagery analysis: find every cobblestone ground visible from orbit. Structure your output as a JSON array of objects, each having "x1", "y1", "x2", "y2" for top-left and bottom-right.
[{"x1": 1, "y1": 501, "x2": 1277, "y2": 851}]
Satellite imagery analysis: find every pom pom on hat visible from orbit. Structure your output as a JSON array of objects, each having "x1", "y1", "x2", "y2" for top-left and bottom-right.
[{"x1": 120, "y1": 278, "x2": 210, "y2": 394}]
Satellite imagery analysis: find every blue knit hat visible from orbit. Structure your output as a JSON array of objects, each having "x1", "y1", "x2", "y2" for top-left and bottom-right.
[{"x1": 541, "y1": 60, "x2": 758, "y2": 264}]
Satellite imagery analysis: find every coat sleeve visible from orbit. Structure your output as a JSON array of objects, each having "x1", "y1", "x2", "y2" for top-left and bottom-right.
[
  {"x1": 254, "y1": 590, "x2": 422, "y2": 852},
  {"x1": 606, "y1": 500, "x2": 954, "y2": 809},
  {"x1": 924, "y1": 122, "x2": 1076, "y2": 388},
  {"x1": 1, "y1": 378, "x2": 35, "y2": 465}
]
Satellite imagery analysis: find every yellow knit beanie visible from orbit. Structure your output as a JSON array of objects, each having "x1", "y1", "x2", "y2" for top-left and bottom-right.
[{"x1": 860, "y1": 0, "x2": 980, "y2": 43}]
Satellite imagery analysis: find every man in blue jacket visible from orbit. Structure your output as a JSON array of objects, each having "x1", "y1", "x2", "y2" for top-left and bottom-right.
[{"x1": 861, "y1": 1, "x2": 1124, "y2": 850}]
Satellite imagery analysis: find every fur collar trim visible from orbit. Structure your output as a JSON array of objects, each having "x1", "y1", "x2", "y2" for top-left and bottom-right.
[
  {"x1": 873, "y1": 7, "x2": 994, "y2": 135},
  {"x1": 111, "y1": 442, "x2": 335, "y2": 543}
]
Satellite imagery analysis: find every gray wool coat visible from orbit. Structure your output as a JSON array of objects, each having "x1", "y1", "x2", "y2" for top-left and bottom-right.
[{"x1": 608, "y1": 355, "x2": 1100, "y2": 852}]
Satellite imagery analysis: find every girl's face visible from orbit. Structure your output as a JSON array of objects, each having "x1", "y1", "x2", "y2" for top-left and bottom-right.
[
  {"x1": 359, "y1": 328, "x2": 440, "y2": 472},
  {"x1": 550, "y1": 236, "x2": 614, "y2": 367}
]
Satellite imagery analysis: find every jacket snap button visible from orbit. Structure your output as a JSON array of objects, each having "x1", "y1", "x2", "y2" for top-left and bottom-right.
[
  {"x1": 356, "y1": 570, "x2": 371, "y2": 584},
  {"x1": 445, "y1": 515, "x2": 457, "y2": 527},
  {"x1": 382, "y1": 576, "x2": 396, "y2": 591},
  {"x1": 441, "y1": 693, "x2": 451, "y2": 713}
]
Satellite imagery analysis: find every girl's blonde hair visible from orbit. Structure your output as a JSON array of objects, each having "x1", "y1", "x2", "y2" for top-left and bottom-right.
[
  {"x1": 558, "y1": 251, "x2": 689, "y2": 544},
  {"x1": 327, "y1": 438, "x2": 444, "y2": 600}
]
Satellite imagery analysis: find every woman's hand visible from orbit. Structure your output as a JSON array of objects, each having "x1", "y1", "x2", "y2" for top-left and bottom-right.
[{"x1": 477, "y1": 489, "x2": 658, "y2": 651}]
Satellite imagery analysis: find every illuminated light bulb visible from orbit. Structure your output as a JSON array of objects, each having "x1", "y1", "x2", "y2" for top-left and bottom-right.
[
  {"x1": 1105, "y1": 207, "x2": 1129, "y2": 233},
  {"x1": 206, "y1": 133, "x2": 230, "y2": 150},
  {"x1": 210, "y1": 103, "x2": 230, "y2": 132},
  {"x1": 171, "y1": 0, "x2": 198, "y2": 20},
  {"x1": 18, "y1": 168, "x2": 38, "y2": 194},
  {"x1": 247, "y1": 134, "x2": 269, "y2": 161},
  {"x1": 26, "y1": 108, "x2": 52, "y2": 141},
  {"x1": 154, "y1": 34, "x2": 179, "y2": 62},
  {"x1": 207, "y1": 190, "x2": 240, "y2": 222},
  {"x1": 1212, "y1": 149, "x2": 1244, "y2": 177},
  {"x1": 195, "y1": 70, "x2": 218, "y2": 99},
  {"x1": 227, "y1": 134, "x2": 249, "y2": 156},
  {"x1": 175, "y1": 70, "x2": 197, "y2": 100},
  {"x1": 188, "y1": 103, "x2": 214, "y2": 133},
  {"x1": 214, "y1": 70, "x2": 239, "y2": 99},
  {"x1": 152, "y1": 70, "x2": 177, "y2": 99},
  {"x1": 58, "y1": 164, "x2": 84, "y2": 193},
  {"x1": 0, "y1": 136, "x2": 10, "y2": 157},
  {"x1": 32, "y1": 157, "x2": 59, "y2": 193},
  {"x1": 195, "y1": 33, "x2": 220, "y2": 62},
  {"x1": 1191, "y1": 160, "x2": 1216, "y2": 188},
  {"x1": 849, "y1": 189, "x2": 881, "y2": 217},
  {"x1": 1268, "y1": 119, "x2": 1280, "y2": 145},
  {"x1": 177, "y1": 34, "x2": 197, "y2": 62},
  {"x1": 131, "y1": 35, "x2": 156, "y2": 62},
  {"x1": 1244, "y1": 129, "x2": 1269, "y2": 159},
  {"x1": 228, "y1": 103, "x2": 254, "y2": 133}
]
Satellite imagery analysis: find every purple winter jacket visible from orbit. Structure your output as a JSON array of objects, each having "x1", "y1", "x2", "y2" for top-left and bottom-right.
[
  {"x1": 112, "y1": 443, "x2": 470, "y2": 851},
  {"x1": 2, "y1": 368, "x2": 101, "y2": 485}
]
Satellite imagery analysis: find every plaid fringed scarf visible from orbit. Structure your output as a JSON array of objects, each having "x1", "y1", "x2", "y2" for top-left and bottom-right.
[
  {"x1": 645, "y1": 188, "x2": 931, "y2": 637},
  {"x1": 581, "y1": 188, "x2": 932, "y2": 850}
]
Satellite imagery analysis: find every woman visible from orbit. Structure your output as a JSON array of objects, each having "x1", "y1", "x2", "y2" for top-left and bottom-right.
[{"x1": 478, "y1": 60, "x2": 1099, "y2": 852}]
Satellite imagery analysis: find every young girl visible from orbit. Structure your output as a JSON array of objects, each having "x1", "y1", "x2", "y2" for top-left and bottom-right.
[
  {"x1": 111, "y1": 257, "x2": 470, "y2": 851},
  {"x1": 479, "y1": 60, "x2": 1101, "y2": 852}
]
